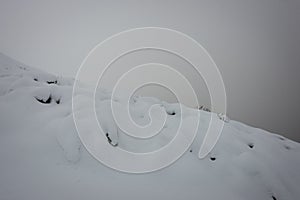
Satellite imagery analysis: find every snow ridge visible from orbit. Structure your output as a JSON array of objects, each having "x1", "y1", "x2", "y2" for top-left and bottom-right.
[{"x1": 0, "y1": 53, "x2": 299, "y2": 200}]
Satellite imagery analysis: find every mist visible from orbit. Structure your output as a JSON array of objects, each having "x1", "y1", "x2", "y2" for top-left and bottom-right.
[{"x1": 0, "y1": 0, "x2": 299, "y2": 141}]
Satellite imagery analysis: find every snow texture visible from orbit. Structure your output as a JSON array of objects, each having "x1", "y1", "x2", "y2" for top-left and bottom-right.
[{"x1": 0, "y1": 53, "x2": 299, "y2": 200}]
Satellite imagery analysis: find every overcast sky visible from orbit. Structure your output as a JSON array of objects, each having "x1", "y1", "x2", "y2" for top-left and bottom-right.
[{"x1": 0, "y1": 0, "x2": 300, "y2": 141}]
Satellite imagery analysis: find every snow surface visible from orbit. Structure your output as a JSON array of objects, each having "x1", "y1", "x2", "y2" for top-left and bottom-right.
[{"x1": 0, "y1": 53, "x2": 299, "y2": 200}]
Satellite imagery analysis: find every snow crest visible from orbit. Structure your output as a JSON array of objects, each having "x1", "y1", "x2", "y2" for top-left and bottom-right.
[{"x1": 0, "y1": 53, "x2": 299, "y2": 200}]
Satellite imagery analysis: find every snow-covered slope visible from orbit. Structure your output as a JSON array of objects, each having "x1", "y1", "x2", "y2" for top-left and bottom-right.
[{"x1": 0, "y1": 53, "x2": 299, "y2": 200}]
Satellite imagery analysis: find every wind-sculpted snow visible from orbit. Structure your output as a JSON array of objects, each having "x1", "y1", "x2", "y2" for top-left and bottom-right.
[{"x1": 0, "y1": 53, "x2": 299, "y2": 200}]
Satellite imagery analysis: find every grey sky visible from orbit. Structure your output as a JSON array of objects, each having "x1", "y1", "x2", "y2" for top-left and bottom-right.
[{"x1": 0, "y1": 0, "x2": 300, "y2": 141}]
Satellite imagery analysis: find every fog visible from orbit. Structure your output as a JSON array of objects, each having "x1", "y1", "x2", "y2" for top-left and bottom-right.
[{"x1": 0, "y1": 0, "x2": 299, "y2": 141}]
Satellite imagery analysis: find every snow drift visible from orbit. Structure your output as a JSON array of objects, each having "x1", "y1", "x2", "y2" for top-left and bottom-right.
[{"x1": 0, "y1": 53, "x2": 299, "y2": 200}]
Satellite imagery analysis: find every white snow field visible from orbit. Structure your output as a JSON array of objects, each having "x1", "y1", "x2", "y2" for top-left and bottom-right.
[{"x1": 0, "y1": 53, "x2": 299, "y2": 200}]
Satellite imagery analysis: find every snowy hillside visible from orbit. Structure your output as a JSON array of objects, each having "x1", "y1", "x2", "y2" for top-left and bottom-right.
[{"x1": 0, "y1": 53, "x2": 299, "y2": 200}]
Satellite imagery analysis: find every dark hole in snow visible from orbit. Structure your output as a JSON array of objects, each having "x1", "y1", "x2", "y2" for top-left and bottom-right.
[
  {"x1": 248, "y1": 143, "x2": 254, "y2": 149},
  {"x1": 105, "y1": 133, "x2": 111, "y2": 142},
  {"x1": 167, "y1": 111, "x2": 176, "y2": 115},
  {"x1": 33, "y1": 78, "x2": 38, "y2": 81},
  {"x1": 19, "y1": 66, "x2": 27, "y2": 70},
  {"x1": 210, "y1": 157, "x2": 216, "y2": 161},
  {"x1": 47, "y1": 80, "x2": 58, "y2": 84},
  {"x1": 106, "y1": 133, "x2": 118, "y2": 147},
  {"x1": 272, "y1": 195, "x2": 277, "y2": 200},
  {"x1": 56, "y1": 99, "x2": 60, "y2": 104},
  {"x1": 198, "y1": 106, "x2": 211, "y2": 112},
  {"x1": 284, "y1": 145, "x2": 291, "y2": 150},
  {"x1": 189, "y1": 149, "x2": 193, "y2": 153},
  {"x1": 35, "y1": 95, "x2": 52, "y2": 104}
]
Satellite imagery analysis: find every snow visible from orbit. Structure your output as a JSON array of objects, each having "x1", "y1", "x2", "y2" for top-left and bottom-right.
[{"x1": 0, "y1": 53, "x2": 299, "y2": 200}]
